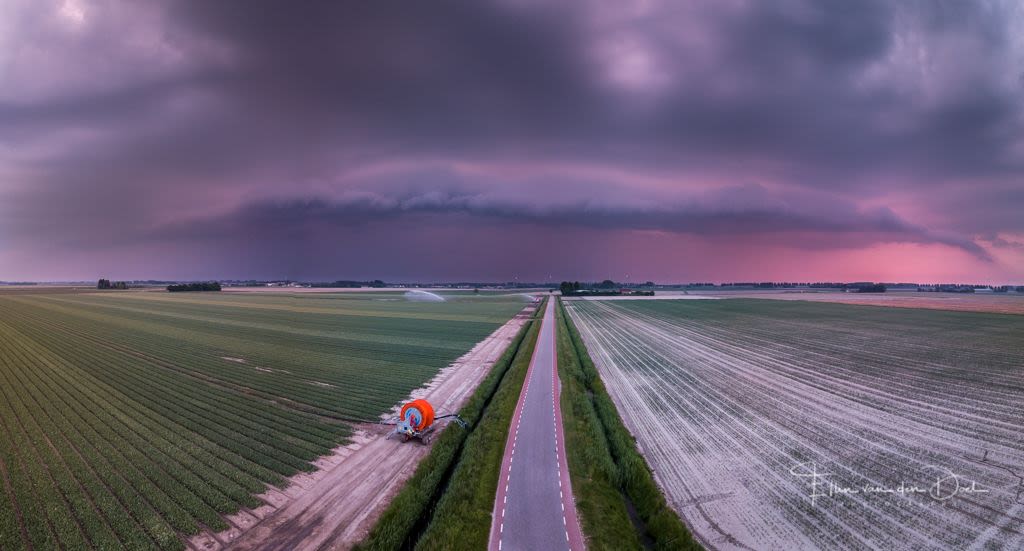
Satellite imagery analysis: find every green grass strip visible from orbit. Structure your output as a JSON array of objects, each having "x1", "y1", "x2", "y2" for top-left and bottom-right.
[{"x1": 557, "y1": 298, "x2": 703, "y2": 551}]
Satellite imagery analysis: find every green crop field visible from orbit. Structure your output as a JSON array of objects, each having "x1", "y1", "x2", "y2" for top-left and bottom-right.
[{"x1": 0, "y1": 289, "x2": 527, "y2": 550}]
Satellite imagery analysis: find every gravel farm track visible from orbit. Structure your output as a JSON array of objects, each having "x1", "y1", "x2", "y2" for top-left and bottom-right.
[{"x1": 566, "y1": 298, "x2": 1024, "y2": 551}]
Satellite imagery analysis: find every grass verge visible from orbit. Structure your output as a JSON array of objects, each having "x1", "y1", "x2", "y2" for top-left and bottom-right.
[
  {"x1": 557, "y1": 298, "x2": 702, "y2": 551},
  {"x1": 355, "y1": 298, "x2": 545, "y2": 551},
  {"x1": 555, "y1": 299, "x2": 643, "y2": 549}
]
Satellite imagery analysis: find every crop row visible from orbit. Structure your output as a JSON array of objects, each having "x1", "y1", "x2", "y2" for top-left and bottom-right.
[
  {"x1": 15, "y1": 294, "x2": 515, "y2": 418},
  {"x1": 0, "y1": 291, "x2": 525, "y2": 549},
  {"x1": 1, "y1": 319, "x2": 186, "y2": 549},
  {"x1": 7, "y1": 302, "x2": 347, "y2": 460}
]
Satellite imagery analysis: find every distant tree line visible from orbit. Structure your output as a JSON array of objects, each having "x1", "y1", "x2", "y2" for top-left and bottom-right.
[
  {"x1": 720, "y1": 282, "x2": 850, "y2": 288},
  {"x1": 721, "y1": 282, "x2": 803, "y2": 288},
  {"x1": 167, "y1": 282, "x2": 222, "y2": 292},
  {"x1": 97, "y1": 279, "x2": 128, "y2": 290},
  {"x1": 984, "y1": 285, "x2": 1024, "y2": 293},
  {"x1": 918, "y1": 285, "x2": 1024, "y2": 293},
  {"x1": 850, "y1": 283, "x2": 887, "y2": 293},
  {"x1": 560, "y1": 281, "x2": 582, "y2": 294},
  {"x1": 311, "y1": 279, "x2": 386, "y2": 288},
  {"x1": 559, "y1": 280, "x2": 654, "y2": 297},
  {"x1": 918, "y1": 284, "x2": 977, "y2": 293}
]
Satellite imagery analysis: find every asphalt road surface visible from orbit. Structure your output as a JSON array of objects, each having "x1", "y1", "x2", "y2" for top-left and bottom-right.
[{"x1": 489, "y1": 298, "x2": 585, "y2": 551}]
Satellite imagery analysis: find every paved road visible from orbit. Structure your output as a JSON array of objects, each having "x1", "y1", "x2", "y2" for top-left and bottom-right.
[{"x1": 489, "y1": 298, "x2": 585, "y2": 551}]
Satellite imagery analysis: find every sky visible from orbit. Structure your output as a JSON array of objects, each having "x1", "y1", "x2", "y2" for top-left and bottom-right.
[{"x1": 2, "y1": 0, "x2": 1023, "y2": 283}]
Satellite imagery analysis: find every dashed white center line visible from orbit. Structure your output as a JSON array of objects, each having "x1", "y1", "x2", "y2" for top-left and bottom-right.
[{"x1": 493, "y1": 300, "x2": 579, "y2": 551}]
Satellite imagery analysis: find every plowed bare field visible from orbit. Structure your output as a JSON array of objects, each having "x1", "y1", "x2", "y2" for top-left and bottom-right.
[{"x1": 566, "y1": 298, "x2": 1024, "y2": 550}]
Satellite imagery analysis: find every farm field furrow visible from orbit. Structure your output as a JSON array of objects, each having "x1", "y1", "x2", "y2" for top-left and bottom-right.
[
  {"x1": 0, "y1": 290, "x2": 527, "y2": 550},
  {"x1": 565, "y1": 298, "x2": 1024, "y2": 551}
]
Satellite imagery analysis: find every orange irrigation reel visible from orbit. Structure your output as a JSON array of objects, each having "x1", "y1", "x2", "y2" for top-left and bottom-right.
[
  {"x1": 401, "y1": 399, "x2": 435, "y2": 432},
  {"x1": 384, "y1": 398, "x2": 466, "y2": 444}
]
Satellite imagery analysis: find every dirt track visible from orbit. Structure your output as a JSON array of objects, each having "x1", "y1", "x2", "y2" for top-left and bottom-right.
[{"x1": 188, "y1": 306, "x2": 534, "y2": 551}]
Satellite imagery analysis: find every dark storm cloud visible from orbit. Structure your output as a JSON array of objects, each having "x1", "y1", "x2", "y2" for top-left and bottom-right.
[
  {"x1": 177, "y1": 0, "x2": 1023, "y2": 182},
  {"x1": 1, "y1": 0, "x2": 1022, "y2": 280},
  {"x1": 121, "y1": 0, "x2": 601, "y2": 167},
  {"x1": 150, "y1": 185, "x2": 992, "y2": 260}
]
